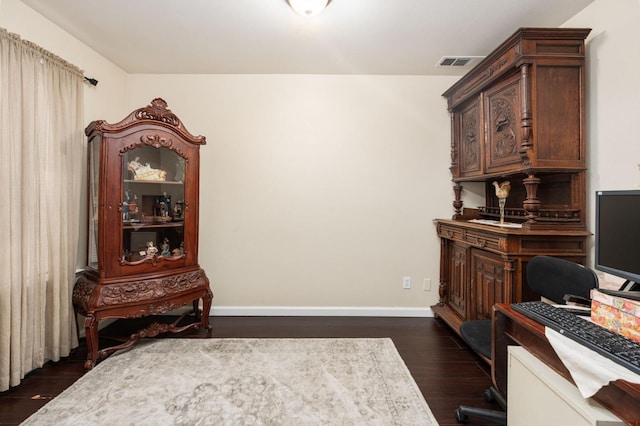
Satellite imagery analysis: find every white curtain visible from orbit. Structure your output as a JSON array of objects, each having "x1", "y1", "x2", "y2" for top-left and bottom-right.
[{"x1": 0, "y1": 28, "x2": 84, "y2": 391}]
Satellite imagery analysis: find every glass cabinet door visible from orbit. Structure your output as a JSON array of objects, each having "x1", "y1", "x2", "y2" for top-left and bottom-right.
[
  {"x1": 87, "y1": 135, "x2": 101, "y2": 270},
  {"x1": 121, "y1": 145, "x2": 186, "y2": 264}
]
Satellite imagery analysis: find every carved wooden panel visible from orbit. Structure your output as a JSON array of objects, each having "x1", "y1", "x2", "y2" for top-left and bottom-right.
[
  {"x1": 485, "y1": 74, "x2": 522, "y2": 173},
  {"x1": 433, "y1": 219, "x2": 589, "y2": 334},
  {"x1": 457, "y1": 99, "x2": 483, "y2": 178},
  {"x1": 97, "y1": 271, "x2": 205, "y2": 308},
  {"x1": 470, "y1": 249, "x2": 505, "y2": 320},
  {"x1": 447, "y1": 243, "x2": 468, "y2": 320}
]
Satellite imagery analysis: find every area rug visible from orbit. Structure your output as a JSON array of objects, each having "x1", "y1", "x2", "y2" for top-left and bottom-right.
[{"x1": 21, "y1": 338, "x2": 438, "y2": 425}]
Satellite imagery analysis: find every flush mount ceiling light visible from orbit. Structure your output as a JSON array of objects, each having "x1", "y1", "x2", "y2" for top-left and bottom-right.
[{"x1": 287, "y1": 0, "x2": 332, "y2": 17}]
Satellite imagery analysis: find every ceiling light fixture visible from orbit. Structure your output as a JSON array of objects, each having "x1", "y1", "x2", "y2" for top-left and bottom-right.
[{"x1": 287, "y1": 0, "x2": 332, "y2": 17}]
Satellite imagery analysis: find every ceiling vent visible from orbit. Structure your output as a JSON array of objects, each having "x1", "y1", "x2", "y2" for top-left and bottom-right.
[{"x1": 436, "y1": 56, "x2": 484, "y2": 68}]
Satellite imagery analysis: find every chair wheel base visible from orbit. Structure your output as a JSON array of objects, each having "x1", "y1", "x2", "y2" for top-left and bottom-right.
[
  {"x1": 455, "y1": 404, "x2": 507, "y2": 425},
  {"x1": 455, "y1": 407, "x2": 469, "y2": 423}
]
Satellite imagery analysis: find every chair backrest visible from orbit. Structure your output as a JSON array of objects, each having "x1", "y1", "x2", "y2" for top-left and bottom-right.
[{"x1": 526, "y1": 255, "x2": 599, "y2": 304}]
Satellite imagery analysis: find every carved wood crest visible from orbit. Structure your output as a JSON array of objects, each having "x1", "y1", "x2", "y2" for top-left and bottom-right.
[{"x1": 134, "y1": 98, "x2": 180, "y2": 127}]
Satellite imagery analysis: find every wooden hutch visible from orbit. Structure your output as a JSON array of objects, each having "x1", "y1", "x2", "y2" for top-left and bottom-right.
[
  {"x1": 433, "y1": 28, "x2": 592, "y2": 334},
  {"x1": 73, "y1": 99, "x2": 212, "y2": 369}
]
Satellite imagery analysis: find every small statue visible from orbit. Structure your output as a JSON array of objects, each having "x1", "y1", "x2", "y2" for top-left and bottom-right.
[
  {"x1": 160, "y1": 238, "x2": 171, "y2": 257},
  {"x1": 172, "y1": 241, "x2": 184, "y2": 257},
  {"x1": 127, "y1": 156, "x2": 167, "y2": 181},
  {"x1": 122, "y1": 191, "x2": 130, "y2": 220},
  {"x1": 173, "y1": 201, "x2": 183, "y2": 220},
  {"x1": 145, "y1": 241, "x2": 158, "y2": 257},
  {"x1": 130, "y1": 194, "x2": 139, "y2": 221},
  {"x1": 492, "y1": 180, "x2": 511, "y2": 224},
  {"x1": 160, "y1": 192, "x2": 171, "y2": 217}
]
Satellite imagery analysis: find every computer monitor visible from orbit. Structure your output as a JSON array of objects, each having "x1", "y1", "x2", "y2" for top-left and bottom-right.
[{"x1": 595, "y1": 190, "x2": 640, "y2": 290}]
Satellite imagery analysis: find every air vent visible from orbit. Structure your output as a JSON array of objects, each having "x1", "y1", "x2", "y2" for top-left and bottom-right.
[{"x1": 436, "y1": 56, "x2": 484, "y2": 68}]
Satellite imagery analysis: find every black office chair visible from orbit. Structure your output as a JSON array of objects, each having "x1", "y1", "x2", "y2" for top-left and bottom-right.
[
  {"x1": 455, "y1": 320, "x2": 507, "y2": 424},
  {"x1": 526, "y1": 255, "x2": 598, "y2": 305},
  {"x1": 455, "y1": 255, "x2": 599, "y2": 424}
]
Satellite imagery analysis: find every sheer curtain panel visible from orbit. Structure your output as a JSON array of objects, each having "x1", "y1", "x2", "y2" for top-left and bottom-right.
[{"x1": 0, "y1": 28, "x2": 84, "y2": 391}]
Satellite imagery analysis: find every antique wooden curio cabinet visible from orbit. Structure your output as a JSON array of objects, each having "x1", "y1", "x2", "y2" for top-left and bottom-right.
[{"x1": 73, "y1": 98, "x2": 212, "y2": 369}]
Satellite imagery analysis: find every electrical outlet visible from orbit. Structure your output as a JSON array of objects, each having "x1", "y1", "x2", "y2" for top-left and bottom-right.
[
  {"x1": 403, "y1": 276, "x2": 411, "y2": 289},
  {"x1": 423, "y1": 278, "x2": 432, "y2": 291}
]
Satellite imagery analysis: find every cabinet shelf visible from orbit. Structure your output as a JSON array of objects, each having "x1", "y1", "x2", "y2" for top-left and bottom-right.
[
  {"x1": 123, "y1": 221, "x2": 184, "y2": 229},
  {"x1": 124, "y1": 179, "x2": 184, "y2": 185},
  {"x1": 476, "y1": 206, "x2": 582, "y2": 224}
]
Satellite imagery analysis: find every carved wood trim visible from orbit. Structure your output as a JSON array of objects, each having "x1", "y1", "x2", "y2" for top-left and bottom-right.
[
  {"x1": 85, "y1": 98, "x2": 206, "y2": 146},
  {"x1": 489, "y1": 89, "x2": 518, "y2": 159},
  {"x1": 96, "y1": 271, "x2": 206, "y2": 307},
  {"x1": 519, "y1": 64, "x2": 533, "y2": 166},
  {"x1": 134, "y1": 98, "x2": 180, "y2": 126},
  {"x1": 118, "y1": 133, "x2": 190, "y2": 162},
  {"x1": 119, "y1": 253, "x2": 186, "y2": 267},
  {"x1": 453, "y1": 183, "x2": 463, "y2": 219},
  {"x1": 72, "y1": 276, "x2": 96, "y2": 312}
]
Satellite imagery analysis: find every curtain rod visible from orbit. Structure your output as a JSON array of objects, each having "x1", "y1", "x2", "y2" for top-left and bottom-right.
[{"x1": 83, "y1": 76, "x2": 98, "y2": 86}]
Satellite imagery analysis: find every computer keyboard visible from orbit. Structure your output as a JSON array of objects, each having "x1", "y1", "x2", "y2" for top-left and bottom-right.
[{"x1": 511, "y1": 301, "x2": 640, "y2": 376}]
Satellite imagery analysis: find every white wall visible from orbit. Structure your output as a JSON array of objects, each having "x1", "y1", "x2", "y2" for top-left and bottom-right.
[
  {"x1": 6, "y1": 0, "x2": 635, "y2": 314},
  {"x1": 126, "y1": 75, "x2": 456, "y2": 314},
  {"x1": 564, "y1": 0, "x2": 640, "y2": 285},
  {"x1": 0, "y1": 0, "x2": 128, "y2": 123},
  {"x1": 567, "y1": 0, "x2": 640, "y2": 193},
  {"x1": 2, "y1": 0, "x2": 457, "y2": 315}
]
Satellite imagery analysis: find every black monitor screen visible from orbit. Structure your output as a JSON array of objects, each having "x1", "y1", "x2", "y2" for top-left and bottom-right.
[{"x1": 595, "y1": 190, "x2": 640, "y2": 285}]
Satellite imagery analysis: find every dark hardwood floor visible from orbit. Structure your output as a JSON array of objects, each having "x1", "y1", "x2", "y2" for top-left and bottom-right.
[{"x1": 0, "y1": 316, "x2": 501, "y2": 425}]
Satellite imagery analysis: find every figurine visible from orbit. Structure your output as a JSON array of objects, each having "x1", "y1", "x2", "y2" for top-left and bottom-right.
[
  {"x1": 172, "y1": 241, "x2": 184, "y2": 257},
  {"x1": 127, "y1": 156, "x2": 167, "y2": 181},
  {"x1": 145, "y1": 241, "x2": 158, "y2": 257},
  {"x1": 160, "y1": 238, "x2": 171, "y2": 257},
  {"x1": 128, "y1": 194, "x2": 139, "y2": 221},
  {"x1": 122, "y1": 191, "x2": 130, "y2": 220},
  {"x1": 160, "y1": 192, "x2": 171, "y2": 217},
  {"x1": 173, "y1": 201, "x2": 184, "y2": 220}
]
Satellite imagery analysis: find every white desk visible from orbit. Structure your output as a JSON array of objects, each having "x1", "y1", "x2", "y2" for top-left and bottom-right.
[{"x1": 508, "y1": 346, "x2": 623, "y2": 426}]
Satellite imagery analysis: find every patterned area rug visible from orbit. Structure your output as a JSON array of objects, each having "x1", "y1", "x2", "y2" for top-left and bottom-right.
[{"x1": 22, "y1": 338, "x2": 438, "y2": 425}]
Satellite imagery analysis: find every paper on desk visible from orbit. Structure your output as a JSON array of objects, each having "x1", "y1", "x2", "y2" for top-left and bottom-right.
[{"x1": 545, "y1": 327, "x2": 640, "y2": 398}]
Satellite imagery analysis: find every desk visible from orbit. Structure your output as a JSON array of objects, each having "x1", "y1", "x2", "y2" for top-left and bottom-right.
[{"x1": 492, "y1": 303, "x2": 640, "y2": 426}]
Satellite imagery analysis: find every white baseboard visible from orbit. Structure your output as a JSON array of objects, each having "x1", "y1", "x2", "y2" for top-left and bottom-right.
[
  {"x1": 77, "y1": 306, "x2": 433, "y2": 340},
  {"x1": 90, "y1": 306, "x2": 435, "y2": 324},
  {"x1": 207, "y1": 306, "x2": 435, "y2": 317}
]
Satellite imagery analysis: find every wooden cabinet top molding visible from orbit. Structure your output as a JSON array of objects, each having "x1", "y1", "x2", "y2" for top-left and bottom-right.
[
  {"x1": 85, "y1": 98, "x2": 206, "y2": 146},
  {"x1": 442, "y1": 27, "x2": 591, "y2": 109}
]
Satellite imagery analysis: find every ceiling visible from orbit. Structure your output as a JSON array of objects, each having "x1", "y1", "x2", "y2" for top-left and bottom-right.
[{"x1": 21, "y1": 0, "x2": 595, "y2": 76}]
